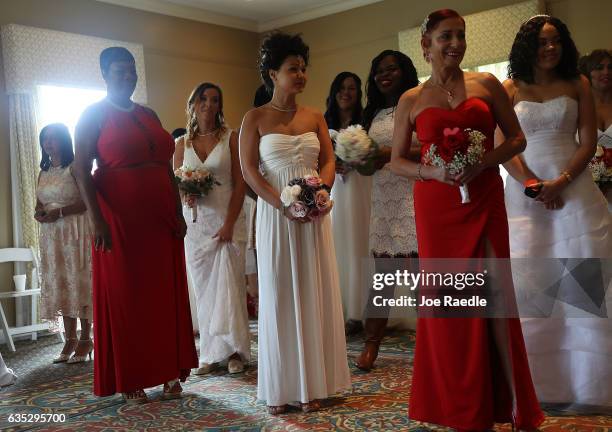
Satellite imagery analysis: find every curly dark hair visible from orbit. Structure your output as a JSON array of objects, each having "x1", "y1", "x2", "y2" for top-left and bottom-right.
[
  {"x1": 579, "y1": 49, "x2": 612, "y2": 83},
  {"x1": 363, "y1": 50, "x2": 418, "y2": 131},
  {"x1": 259, "y1": 32, "x2": 309, "y2": 91},
  {"x1": 39, "y1": 123, "x2": 74, "y2": 171},
  {"x1": 324, "y1": 72, "x2": 363, "y2": 130},
  {"x1": 508, "y1": 15, "x2": 579, "y2": 84}
]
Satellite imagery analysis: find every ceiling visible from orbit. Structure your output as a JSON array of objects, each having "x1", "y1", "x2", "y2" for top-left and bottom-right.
[{"x1": 95, "y1": 0, "x2": 383, "y2": 32}]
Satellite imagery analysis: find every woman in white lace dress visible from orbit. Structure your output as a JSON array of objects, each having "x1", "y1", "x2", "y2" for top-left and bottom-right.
[
  {"x1": 355, "y1": 50, "x2": 420, "y2": 372},
  {"x1": 35, "y1": 123, "x2": 92, "y2": 364},
  {"x1": 174, "y1": 83, "x2": 249, "y2": 375},
  {"x1": 502, "y1": 16, "x2": 612, "y2": 407},
  {"x1": 240, "y1": 32, "x2": 351, "y2": 414},
  {"x1": 324, "y1": 71, "x2": 370, "y2": 335}
]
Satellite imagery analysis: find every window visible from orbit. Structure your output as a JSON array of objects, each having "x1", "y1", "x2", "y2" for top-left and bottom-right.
[{"x1": 37, "y1": 84, "x2": 106, "y2": 141}]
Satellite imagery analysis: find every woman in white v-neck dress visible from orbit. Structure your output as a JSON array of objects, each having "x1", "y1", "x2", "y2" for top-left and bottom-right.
[
  {"x1": 239, "y1": 33, "x2": 351, "y2": 414},
  {"x1": 174, "y1": 83, "x2": 249, "y2": 375}
]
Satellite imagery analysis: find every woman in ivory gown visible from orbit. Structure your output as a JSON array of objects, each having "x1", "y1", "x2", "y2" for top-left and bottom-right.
[
  {"x1": 324, "y1": 71, "x2": 370, "y2": 335},
  {"x1": 239, "y1": 32, "x2": 351, "y2": 415},
  {"x1": 580, "y1": 49, "x2": 612, "y2": 210},
  {"x1": 502, "y1": 16, "x2": 612, "y2": 407},
  {"x1": 174, "y1": 82, "x2": 249, "y2": 375}
]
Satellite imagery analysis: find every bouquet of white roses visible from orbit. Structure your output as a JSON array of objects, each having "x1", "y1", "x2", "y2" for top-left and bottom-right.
[
  {"x1": 422, "y1": 127, "x2": 486, "y2": 204},
  {"x1": 280, "y1": 175, "x2": 332, "y2": 221},
  {"x1": 174, "y1": 165, "x2": 220, "y2": 222},
  {"x1": 332, "y1": 125, "x2": 379, "y2": 176}
]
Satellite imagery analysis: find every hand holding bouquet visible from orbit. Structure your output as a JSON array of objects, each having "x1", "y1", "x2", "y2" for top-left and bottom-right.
[
  {"x1": 280, "y1": 175, "x2": 333, "y2": 222},
  {"x1": 174, "y1": 165, "x2": 220, "y2": 222},
  {"x1": 588, "y1": 143, "x2": 612, "y2": 185},
  {"x1": 423, "y1": 127, "x2": 486, "y2": 204},
  {"x1": 333, "y1": 125, "x2": 379, "y2": 176}
]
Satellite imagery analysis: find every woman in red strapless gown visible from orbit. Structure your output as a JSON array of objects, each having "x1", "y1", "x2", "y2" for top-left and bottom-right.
[
  {"x1": 74, "y1": 47, "x2": 197, "y2": 403},
  {"x1": 390, "y1": 10, "x2": 544, "y2": 431}
]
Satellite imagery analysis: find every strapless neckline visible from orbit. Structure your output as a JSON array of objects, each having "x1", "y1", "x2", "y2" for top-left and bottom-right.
[
  {"x1": 415, "y1": 96, "x2": 490, "y2": 121},
  {"x1": 261, "y1": 131, "x2": 317, "y2": 139},
  {"x1": 514, "y1": 94, "x2": 577, "y2": 108}
]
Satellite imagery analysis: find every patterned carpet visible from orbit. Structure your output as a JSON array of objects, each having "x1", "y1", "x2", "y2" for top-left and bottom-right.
[{"x1": 1, "y1": 326, "x2": 610, "y2": 431}]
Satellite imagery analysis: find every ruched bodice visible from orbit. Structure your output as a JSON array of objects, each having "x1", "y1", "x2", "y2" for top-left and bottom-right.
[{"x1": 259, "y1": 132, "x2": 320, "y2": 179}]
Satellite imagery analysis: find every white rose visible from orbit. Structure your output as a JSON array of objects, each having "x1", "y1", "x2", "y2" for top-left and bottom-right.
[
  {"x1": 595, "y1": 145, "x2": 604, "y2": 158},
  {"x1": 280, "y1": 186, "x2": 295, "y2": 207}
]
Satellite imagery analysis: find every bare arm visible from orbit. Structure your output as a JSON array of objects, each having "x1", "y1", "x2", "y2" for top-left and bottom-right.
[
  {"x1": 73, "y1": 105, "x2": 111, "y2": 250},
  {"x1": 173, "y1": 136, "x2": 185, "y2": 170},
  {"x1": 497, "y1": 79, "x2": 539, "y2": 183},
  {"x1": 222, "y1": 131, "x2": 247, "y2": 230},
  {"x1": 239, "y1": 109, "x2": 283, "y2": 209},
  {"x1": 315, "y1": 111, "x2": 336, "y2": 187},
  {"x1": 569, "y1": 75, "x2": 598, "y2": 176},
  {"x1": 390, "y1": 91, "x2": 453, "y2": 184}
]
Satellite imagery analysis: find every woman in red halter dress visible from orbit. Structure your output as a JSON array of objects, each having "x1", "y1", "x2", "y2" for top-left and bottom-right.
[
  {"x1": 390, "y1": 10, "x2": 544, "y2": 431},
  {"x1": 74, "y1": 47, "x2": 197, "y2": 403}
]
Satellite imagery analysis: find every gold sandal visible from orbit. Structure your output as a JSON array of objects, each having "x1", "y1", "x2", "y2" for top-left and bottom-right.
[{"x1": 122, "y1": 389, "x2": 148, "y2": 405}]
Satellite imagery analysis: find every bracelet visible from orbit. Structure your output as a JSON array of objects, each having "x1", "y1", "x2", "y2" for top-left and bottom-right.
[
  {"x1": 561, "y1": 170, "x2": 572, "y2": 183},
  {"x1": 416, "y1": 163, "x2": 424, "y2": 181}
]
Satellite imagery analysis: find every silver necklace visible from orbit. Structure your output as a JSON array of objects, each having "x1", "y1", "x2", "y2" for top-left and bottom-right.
[
  {"x1": 197, "y1": 128, "x2": 218, "y2": 137},
  {"x1": 428, "y1": 79, "x2": 458, "y2": 104},
  {"x1": 269, "y1": 102, "x2": 297, "y2": 112}
]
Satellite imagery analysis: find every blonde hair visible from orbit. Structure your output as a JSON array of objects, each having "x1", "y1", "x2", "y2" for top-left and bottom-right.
[{"x1": 185, "y1": 82, "x2": 227, "y2": 145}]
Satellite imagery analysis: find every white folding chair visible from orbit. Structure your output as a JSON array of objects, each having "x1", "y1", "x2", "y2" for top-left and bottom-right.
[{"x1": 0, "y1": 247, "x2": 48, "y2": 351}]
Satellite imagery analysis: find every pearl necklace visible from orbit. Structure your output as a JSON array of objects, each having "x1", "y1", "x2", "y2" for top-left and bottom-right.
[
  {"x1": 197, "y1": 128, "x2": 218, "y2": 137},
  {"x1": 269, "y1": 102, "x2": 297, "y2": 112}
]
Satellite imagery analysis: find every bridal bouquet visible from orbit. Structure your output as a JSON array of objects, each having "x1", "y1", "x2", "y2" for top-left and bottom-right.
[
  {"x1": 174, "y1": 165, "x2": 220, "y2": 222},
  {"x1": 422, "y1": 127, "x2": 486, "y2": 204},
  {"x1": 588, "y1": 144, "x2": 612, "y2": 184},
  {"x1": 331, "y1": 125, "x2": 378, "y2": 176},
  {"x1": 280, "y1": 175, "x2": 332, "y2": 221}
]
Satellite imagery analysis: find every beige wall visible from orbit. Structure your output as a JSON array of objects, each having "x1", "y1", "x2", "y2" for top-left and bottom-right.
[
  {"x1": 280, "y1": 0, "x2": 612, "y2": 111},
  {"x1": 1, "y1": 0, "x2": 610, "y2": 325},
  {"x1": 0, "y1": 0, "x2": 260, "y2": 324}
]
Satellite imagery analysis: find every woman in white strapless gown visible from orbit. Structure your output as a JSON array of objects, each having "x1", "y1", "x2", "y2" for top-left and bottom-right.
[
  {"x1": 503, "y1": 16, "x2": 612, "y2": 408},
  {"x1": 239, "y1": 33, "x2": 350, "y2": 414},
  {"x1": 324, "y1": 72, "x2": 372, "y2": 333},
  {"x1": 174, "y1": 83, "x2": 249, "y2": 375}
]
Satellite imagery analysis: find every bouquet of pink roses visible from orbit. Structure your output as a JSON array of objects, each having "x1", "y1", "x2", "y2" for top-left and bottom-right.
[
  {"x1": 280, "y1": 175, "x2": 333, "y2": 221},
  {"x1": 174, "y1": 165, "x2": 220, "y2": 222},
  {"x1": 422, "y1": 126, "x2": 486, "y2": 204}
]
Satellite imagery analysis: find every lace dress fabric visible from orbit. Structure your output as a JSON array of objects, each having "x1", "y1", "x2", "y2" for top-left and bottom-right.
[
  {"x1": 182, "y1": 130, "x2": 250, "y2": 365},
  {"x1": 37, "y1": 164, "x2": 92, "y2": 320},
  {"x1": 368, "y1": 107, "x2": 418, "y2": 256}
]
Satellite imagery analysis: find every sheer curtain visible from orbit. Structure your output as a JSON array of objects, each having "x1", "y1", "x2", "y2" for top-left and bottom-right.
[{"x1": 1, "y1": 23, "x2": 147, "y2": 325}]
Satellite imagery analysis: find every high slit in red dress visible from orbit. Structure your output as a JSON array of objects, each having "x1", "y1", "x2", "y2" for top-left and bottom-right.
[
  {"x1": 91, "y1": 101, "x2": 197, "y2": 396},
  {"x1": 409, "y1": 97, "x2": 544, "y2": 430}
]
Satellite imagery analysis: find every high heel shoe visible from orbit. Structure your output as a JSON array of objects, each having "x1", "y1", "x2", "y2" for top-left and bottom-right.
[
  {"x1": 67, "y1": 339, "x2": 93, "y2": 363},
  {"x1": 300, "y1": 400, "x2": 321, "y2": 413},
  {"x1": 267, "y1": 405, "x2": 288, "y2": 415},
  {"x1": 122, "y1": 389, "x2": 148, "y2": 405},
  {"x1": 161, "y1": 379, "x2": 182, "y2": 400},
  {"x1": 53, "y1": 338, "x2": 78, "y2": 363}
]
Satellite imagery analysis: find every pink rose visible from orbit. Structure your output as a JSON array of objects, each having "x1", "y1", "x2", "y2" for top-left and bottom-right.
[
  {"x1": 314, "y1": 189, "x2": 331, "y2": 210},
  {"x1": 305, "y1": 176, "x2": 322, "y2": 187},
  {"x1": 288, "y1": 201, "x2": 308, "y2": 219}
]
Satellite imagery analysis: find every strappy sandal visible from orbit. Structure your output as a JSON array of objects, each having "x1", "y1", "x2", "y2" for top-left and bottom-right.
[
  {"x1": 267, "y1": 405, "x2": 288, "y2": 415},
  {"x1": 161, "y1": 379, "x2": 182, "y2": 400},
  {"x1": 300, "y1": 399, "x2": 321, "y2": 413},
  {"x1": 122, "y1": 389, "x2": 148, "y2": 405}
]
